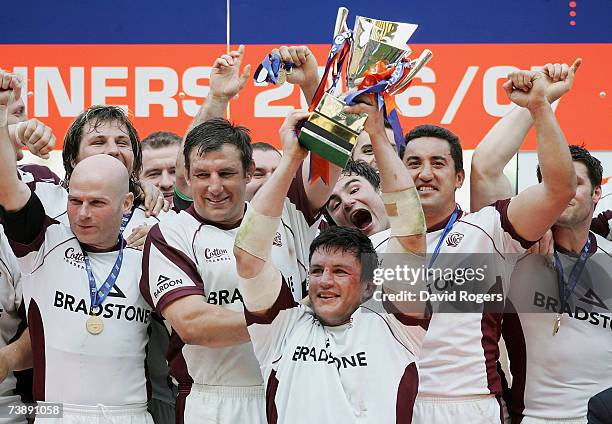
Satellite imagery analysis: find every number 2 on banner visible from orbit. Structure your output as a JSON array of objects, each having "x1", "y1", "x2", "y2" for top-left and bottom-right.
[{"x1": 254, "y1": 83, "x2": 295, "y2": 117}]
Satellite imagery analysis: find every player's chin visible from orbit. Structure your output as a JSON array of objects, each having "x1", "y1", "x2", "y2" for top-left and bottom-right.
[
  {"x1": 313, "y1": 301, "x2": 346, "y2": 322},
  {"x1": 73, "y1": 226, "x2": 98, "y2": 243}
]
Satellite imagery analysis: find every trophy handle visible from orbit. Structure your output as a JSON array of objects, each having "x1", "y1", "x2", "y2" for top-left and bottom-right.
[
  {"x1": 388, "y1": 49, "x2": 433, "y2": 96},
  {"x1": 334, "y1": 7, "x2": 349, "y2": 36}
]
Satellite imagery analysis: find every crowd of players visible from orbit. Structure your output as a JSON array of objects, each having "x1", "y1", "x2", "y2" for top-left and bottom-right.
[{"x1": 0, "y1": 44, "x2": 609, "y2": 424}]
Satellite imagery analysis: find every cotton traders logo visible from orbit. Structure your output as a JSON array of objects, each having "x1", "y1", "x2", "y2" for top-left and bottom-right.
[
  {"x1": 204, "y1": 248, "x2": 231, "y2": 263},
  {"x1": 64, "y1": 247, "x2": 85, "y2": 269},
  {"x1": 446, "y1": 232, "x2": 464, "y2": 247}
]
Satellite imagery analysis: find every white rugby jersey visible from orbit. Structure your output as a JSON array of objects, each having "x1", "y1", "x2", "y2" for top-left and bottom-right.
[
  {"x1": 246, "y1": 282, "x2": 427, "y2": 423},
  {"x1": 503, "y1": 232, "x2": 612, "y2": 421},
  {"x1": 5, "y1": 197, "x2": 152, "y2": 406},
  {"x1": 370, "y1": 200, "x2": 530, "y2": 398},
  {"x1": 141, "y1": 177, "x2": 319, "y2": 388},
  {"x1": 0, "y1": 229, "x2": 24, "y2": 403},
  {"x1": 16, "y1": 164, "x2": 65, "y2": 221}
]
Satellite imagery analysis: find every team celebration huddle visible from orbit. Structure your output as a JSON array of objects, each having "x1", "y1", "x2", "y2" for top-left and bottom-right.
[{"x1": 0, "y1": 8, "x2": 610, "y2": 424}]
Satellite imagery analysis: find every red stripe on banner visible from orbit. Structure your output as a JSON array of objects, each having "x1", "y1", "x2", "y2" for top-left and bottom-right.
[{"x1": 1, "y1": 43, "x2": 610, "y2": 150}]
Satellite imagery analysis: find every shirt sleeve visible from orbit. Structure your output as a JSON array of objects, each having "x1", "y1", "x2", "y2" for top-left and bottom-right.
[
  {"x1": 140, "y1": 223, "x2": 205, "y2": 314},
  {"x1": 385, "y1": 314, "x2": 428, "y2": 359},
  {"x1": 591, "y1": 210, "x2": 612, "y2": 241},
  {"x1": 1, "y1": 191, "x2": 59, "y2": 274},
  {"x1": 286, "y1": 164, "x2": 320, "y2": 227},
  {"x1": 0, "y1": 230, "x2": 22, "y2": 310},
  {"x1": 244, "y1": 281, "x2": 300, "y2": 366},
  {"x1": 492, "y1": 198, "x2": 536, "y2": 253}
]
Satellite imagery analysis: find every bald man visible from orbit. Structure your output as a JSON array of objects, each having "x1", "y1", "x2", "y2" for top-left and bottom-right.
[{"x1": 0, "y1": 77, "x2": 153, "y2": 423}]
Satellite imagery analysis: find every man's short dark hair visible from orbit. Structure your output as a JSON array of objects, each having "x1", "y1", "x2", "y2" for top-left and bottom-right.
[
  {"x1": 404, "y1": 124, "x2": 463, "y2": 172},
  {"x1": 536, "y1": 144, "x2": 603, "y2": 191},
  {"x1": 309, "y1": 226, "x2": 378, "y2": 284},
  {"x1": 323, "y1": 160, "x2": 380, "y2": 226},
  {"x1": 252, "y1": 142, "x2": 281, "y2": 156},
  {"x1": 184, "y1": 118, "x2": 252, "y2": 174},
  {"x1": 141, "y1": 131, "x2": 181, "y2": 150},
  {"x1": 342, "y1": 160, "x2": 380, "y2": 190}
]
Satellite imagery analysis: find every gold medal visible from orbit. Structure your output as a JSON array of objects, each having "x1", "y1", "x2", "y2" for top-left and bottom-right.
[
  {"x1": 277, "y1": 64, "x2": 287, "y2": 85},
  {"x1": 552, "y1": 314, "x2": 561, "y2": 336},
  {"x1": 86, "y1": 315, "x2": 104, "y2": 335}
]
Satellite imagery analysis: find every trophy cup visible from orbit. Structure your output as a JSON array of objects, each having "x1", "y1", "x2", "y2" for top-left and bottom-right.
[{"x1": 298, "y1": 8, "x2": 432, "y2": 169}]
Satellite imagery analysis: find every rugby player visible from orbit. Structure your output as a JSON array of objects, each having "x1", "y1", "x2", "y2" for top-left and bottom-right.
[
  {"x1": 245, "y1": 142, "x2": 282, "y2": 201},
  {"x1": 0, "y1": 72, "x2": 153, "y2": 423},
  {"x1": 471, "y1": 61, "x2": 612, "y2": 423},
  {"x1": 140, "y1": 131, "x2": 182, "y2": 204},
  {"x1": 233, "y1": 96, "x2": 428, "y2": 423},
  {"x1": 141, "y1": 46, "x2": 334, "y2": 424}
]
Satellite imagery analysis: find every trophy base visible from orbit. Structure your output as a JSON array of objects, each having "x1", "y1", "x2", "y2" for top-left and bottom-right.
[
  {"x1": 297, "y1": 92, "x2": 367, "y2": 169},
  {"x1": 299, "y1": 120, "x2": 355, "y2": 168}
]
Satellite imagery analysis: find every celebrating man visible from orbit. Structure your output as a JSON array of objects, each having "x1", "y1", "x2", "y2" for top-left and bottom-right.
[
  {"x1": 0, "y1": 73, "x2": 153, "y2": 423},
  {"x1": 471, "y1": 60, "x2": 612, "y2": 423},
  {"x1": 233, "y1": 97, "x2": 429, "y2": 423},
  {"x1": 142, "y1": 45, "x2": 335, "y2": 423}
]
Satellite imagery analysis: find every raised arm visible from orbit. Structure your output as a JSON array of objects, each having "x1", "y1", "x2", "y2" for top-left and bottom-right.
[
  {"x1": 345, "y1": 94, "x2": 426, "y2": 254},
  {"x1": 277, "y1": 45, "x2": 320, "y2": 105},
  {"x1": 346, "y1": 95, "x2": 427, "y2": 317},
  {"x1": 505, "y1": 70, "x2": 576, "y2": 242},
  {"x1": 0, "y1": 71, "x2": 31, "y2": 212},
  {"x1": 274, "y1": 45, "x2": 343, "y2": 216},
  {"x1": 470, "y1": 59, "x2": 581, "y2": 211},
  {"x1": 233, "y1": 111, "x2": 310, "y2": 314},
  {"x1": 176, "y1": 46, "x2": 251, "y2": 200}
]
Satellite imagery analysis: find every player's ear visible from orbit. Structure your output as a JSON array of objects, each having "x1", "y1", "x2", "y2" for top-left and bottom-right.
[
  {"x1": 455, "y1": 169, "x2": 465, "y2": 190},
  {"x1": 245, "y1": 161, "x2": 255, "y2": 183},
  {"x1": 362, "y1": 280, "x2": 376, "y2": 301},
  {"x1": 593, "y1": 184, "x2": 602, "y2": 205},
  {"x1": 123, "y1": 192, "x2": 134, "y2": 215}
]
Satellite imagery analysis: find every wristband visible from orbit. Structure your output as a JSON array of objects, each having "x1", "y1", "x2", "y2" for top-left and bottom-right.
[
  {"x1": 234, "y1": 206, "x2": 281, "y2": 261},
  {"x1": 381, "y1": 187, "x2": 426, "y2": 237}
]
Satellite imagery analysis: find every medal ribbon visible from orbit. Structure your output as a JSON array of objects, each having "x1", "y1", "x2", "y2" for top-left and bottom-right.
[
  {"x1": 120, "y1": 209, "x2": 133, "y2": 234},
  {"x1": 552, "y1": 236, "x2": 592, "y2": 316},
  {"x1": 344, "y1": 59, "x2": 417, "y2": 154},
  {"x1": 84, "y1": 241, "x2": 124, "y2": 314},
  {"x1": 83, "y1": 211, "x2": 131, "y2": 314},
  {"x1": 306, "y1": 31, "x2": 353, "y2": 185},
  {"x1": 428, "y1": 206, "x2": 459, "y2": 269},
  {"x1": 254, "y1": 53, "x2": 294, "y2": 85}
]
